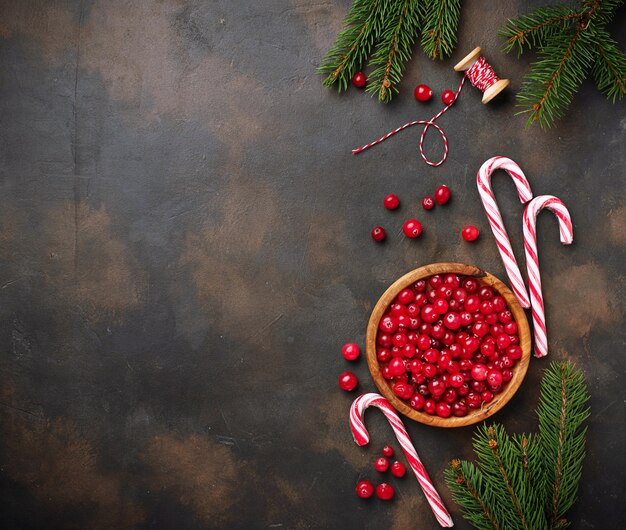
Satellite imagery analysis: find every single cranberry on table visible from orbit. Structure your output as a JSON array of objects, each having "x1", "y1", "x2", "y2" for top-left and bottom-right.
[
  {"x1": 371, "y1": 226, "x2": 386, "y2": 242},
  {"x1": 403, "y1": 219, "x2": 423, "y2": 238},
  {"x1": 382, "y1": 445, "x2": 394, "y2": 457},
  {"x1": 391, "y1": 461, "x2": 406, "y2": 478},
  {"x1": 434, "y1": 185, "x2": 451, "y2": 205},
  {"x1": 374, "y1": 457, "x2": 389, "y2": 472},
  {"x1": 462, "y1": 225, "x2": 480, "y2": 241},
  {"x1": 422, "y1": 196, "x2": 435, "y2": 210},
  {"x1": 414, "y1": 83, "x2": 432, "y2": 102},
  {"x1": 441, "y1": 89, "x2": 456, "y2": 105},
  {"x1": 376, "y1": 483, "x2": 395, "y2": 501},
  {"x1": 356, "y1": 479, "x2": 374, "y2": 498},
  {"x1": 342, "y1": 343, "x2": 361, "y2": 361},
  {"x1": 384, "y1": 193, "x2": 400, "y2": 210},
  {"x1": 338, "y1": 371, "x2": 358, "y2": 391},
  {"x1": 352, "y1": 72, "x2": 367, "y2": 88}
]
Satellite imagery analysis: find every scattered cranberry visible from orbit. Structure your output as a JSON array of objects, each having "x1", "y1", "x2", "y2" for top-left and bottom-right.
[
  {"x1": 376, "y1": 483, "x2": 395, "y2": 500},
  {"x1": 384, "y1": 194, "x2": 400, "y2": 210},
  {"x1": 414, "y1": 84, "x2": 432, "y2": 102},
  {"x1": 371, "y1": 226, "x2": 386, "y2": 242},
  {"x1": 338, "y1": 372, "x2": 358, "y2": 391},
  {"x1": 442, "y1": 89, "x2": 456, "y2": 105},
  {"x1": 403, "y1": 219, "x2": 423, "y2": 238},
  {"x1": 462, "y1": 225, "x2": 480, "y2": 241},
  {"x1": 382, "y1": 445, "x2": 394, "y2": 457},
  {"x1": 356, "y1": 479, "x2": 374, "y2": 498},
  {"x1": 422, "y1": 197, "x2": 435, "y2": 210},
  {"x1": 434, "y1": 185, "x2": 451, "y2": 205},
  {"x1": 374, "y1": 457, "x2": 389, "y2": 472},
  {"x1": 352, "y1": 72, "x2": 367, "y2": 88},
  {"x1": 391, "y1": 461, "x2": 406, "y2": 478},
  {"x1": 342, "y1": 343, "x2": 360, "y2": 361}
]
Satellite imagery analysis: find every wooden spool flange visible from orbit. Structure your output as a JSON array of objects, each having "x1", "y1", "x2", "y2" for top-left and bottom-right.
[{"x1": 454, "y1": 47, "x2": 509, "y2": 104}]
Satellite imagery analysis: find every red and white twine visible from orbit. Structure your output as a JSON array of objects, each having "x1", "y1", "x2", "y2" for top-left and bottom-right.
[
  {"x1": 477, "y1": 156, "x2": 533, "y2": 308},
  {"x1": 523, "y1": 196, "x2": 573, "y2": 358},
  {"x1": 352, "y1": 56, "x2": 502, "y2": 167},
  {"x1": 350, "y1": 393, "x2": 454, "y2": 527}
]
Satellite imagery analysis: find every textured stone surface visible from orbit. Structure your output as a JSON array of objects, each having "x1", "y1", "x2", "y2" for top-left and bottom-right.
[{"x1": 0, "y1": 1, "x2": 624, "y2": 528}]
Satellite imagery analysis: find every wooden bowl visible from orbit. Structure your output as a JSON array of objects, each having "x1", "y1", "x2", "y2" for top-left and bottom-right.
[{"x1": 366, "y1": 263, "x2": 531, "y2": 428}]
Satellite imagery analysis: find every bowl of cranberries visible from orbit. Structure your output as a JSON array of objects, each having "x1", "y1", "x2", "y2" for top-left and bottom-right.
[{"x1": 366, "y1": 263, "x2": 531, "y2": 427}]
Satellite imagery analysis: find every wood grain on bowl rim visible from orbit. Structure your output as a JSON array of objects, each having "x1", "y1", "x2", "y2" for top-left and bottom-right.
[{"x1": 366, "y1": 263, "x2": 531, "y2": 428}]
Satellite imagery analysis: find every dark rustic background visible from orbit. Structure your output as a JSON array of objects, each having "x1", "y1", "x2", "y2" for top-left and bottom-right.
[{"x1": 1, "y1": 1, "x2": 624, "y2": 529}]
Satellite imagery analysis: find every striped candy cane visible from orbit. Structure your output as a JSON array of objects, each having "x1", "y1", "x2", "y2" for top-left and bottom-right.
[
  {"x1": 523, "y1": 196, "x2": 574, "y2": 358},
  {"x1": 350, "y1": 393, "x2": 454, "y2": 527},
  {"x1": 477, "y1": 156, "x2": 534, "y2": 308}
]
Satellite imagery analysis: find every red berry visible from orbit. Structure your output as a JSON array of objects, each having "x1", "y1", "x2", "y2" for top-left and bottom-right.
[
  {"x1": 352, "y1": 72, "x2": 367, "y2": 88},
  {"x1": 384, "y1": 194, "x2": 400, "y2": 210},
  {"x1": 436, "y1": 402, "x2": 451, "y2": 417},
  {"x1": 371, "y1": 226, "x2": 386, "y2": 242},
  {"x1": 434, "y1": 185, "x2": 451, "y2": 205},
  {"x1": 403, "y1": 219, "x2": 423, "y2": 238},
  {"x1": 397, "y1": 288, "x2": 415, "y2": 305},
  {"x1": 409, "y1": 393, "x2": 425, "y2": 410},
  {"x1": 422, "y1": 197, "x2": 435, "y2": 210},
  {"x1": 376, "y1": 483, "x2": 395, "y2": 500},
  {"x1": 481, "y1": 390, "x2": 494, "y2": 403},
  {"x1": 462, "y1": 225, "x2": 480, "y2": 241},
  {"x1": 487, "y1": 370, "x2": 503, "y2": 387},
  {"x1": 423, "y1": 399, "x2": 436, "y2": 415},
  {"x1": 452, "y1": 401, "x2": 469, "y2": 417},
  {"x1": 443, "y1": 312, "x2": 461, "y2": 330},
  {"x1": 391, "y1": 461, "x2": 406, "y2": 478},
  {"x1": 338, "y1": 371, "x2": 358, "y2": 391},
  {"x1": 414, "y1": 83, "x2": 432, "y2": 102},
  {"x1": 342, "y1": 343, "x2": 361, "y2": 361},
  {"x1": 393, "y1": 382, "x2": 414, "y2": 400},
  {"x1": 382, "y1": 445, "x2": 394, "y2": 457},
  {"x1": 374, "y1": 457, "x2": 389, "y2": 472},
  {"x1": 442, "y1": 89, "x2": 456, "y2": 105},
  {"x1": 471, "y1": 364, "x2": 488, "y2": 382},
  {"x1": 356, "y1": 479, "x2": 374, "y2": 498},
  {"x1": 388, "y1": 357, "x2": 406, "y2": 376}
]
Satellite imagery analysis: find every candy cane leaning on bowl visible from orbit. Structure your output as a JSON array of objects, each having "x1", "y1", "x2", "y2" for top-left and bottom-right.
[
  {"x1": 523, "y1": 195, "x2": 573, "y2": 358},
  {"x1": 477, "y1": 156, "x2": 533, "y2": 308},
  {"x1": 350, "y1": 393, "x2": 454, "y2": 527}
]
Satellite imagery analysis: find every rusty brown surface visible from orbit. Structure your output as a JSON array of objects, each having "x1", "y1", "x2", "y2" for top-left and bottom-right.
[{"x1": 0, "y1": 1, "x2": 624, "y2": 528}]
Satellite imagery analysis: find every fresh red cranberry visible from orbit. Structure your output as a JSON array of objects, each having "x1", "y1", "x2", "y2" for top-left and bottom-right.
[
  {"x1": 447, "y1": 360, "x2": 461, "y2": 374},
  {"x1": 402, "y1": 344, "x2": 416, "y2": 358},
  {"x1": 339, "y1": 372, "x2": 358, "y2": 391},
  {"x1": 377, "y1": 348, "x2": 392, "y2": 362},
  {"x1": 406, "y1": 305, "x2": 420, "y2": 319},
  {"x1": 419, "y1": 323, "x2": 433, "y2": 335},
  {"x1": 481, "y1": 391, "x2": 494, "y2": 403},
  {"x1": 414, "y1": 280, "x2": 427, "y2": 292},
  {"x1": 434, "y1": 299, "x2": 449, "y2": 314},
  {"x1": 396, "y1": 314, "x2": 410, "y2": 328},
  {"x1": 356, "y1": 479, "x2": 374, "y2": 498},
  {"x1": 421, "y1": 305, "x2": 439, "y2": 323},
  {"x1": 403, "y1": 219, "x2": 423, "y2": 238},
  {"x1": 471, "y1": 380, "x2": 486, "y2": 393},
  {"x1": 415, "y1": 293, "x2": 428, "y2": 307},
  {"x1": 390, "y1": 303, "x2": 406, "y2": 316},
  {"x1": 423, "y1": 348, "x2": 440, "y2": 364},
  {"x1": 443, "y1": 312, "x2": 461, "y2": 330},
  {"x1": 448, "y1": 299, "x2": 462, "y2": 312},
  {"x1": 382, "y1": 365, "x2": 393, "y2": 379},
  {"x1": 443, "y1": 274, "x2": 460, "y2": 289},
  {"x1": 397, "y1": 288, "x2": 415, "y2": 305},
  {"x1": 485, "y1": 313, "x2": 499, "y2": 325},
  {"x1": 504, "y1": 321, "x2": 517, "y2": 334},
  {"x1": 462, "y1": 278, "x2": 479, "y2": 292},
  {"x1": 423, "y1": 399, "x2": 436, "y2": 415},
  {"x1": 352, "y1": 72, "x2": 367, "y2": 87},
  {"x1": 374, "y1": 457, "x2": 389, "y2": 472},
  {"x1": 379, "y1": 316, "x2": 398, "y2": 333},
  {"x1": 461, "y1": 225, "x2": 480, "y2": 241},
  {"x1": 452, "y1": 401, "x2": 469, "y2": 417},
  {"x1": 393, "y1": 382, "x2": 414, "y2": 400},
  {"x1": 497, "y1": 334, "x2": 511, "y2": 350},
  {"x1": 415, "y1": 334, "x2": 430, "y2": 351},
  {"x1": 414, "y1": 83, "x2": 432, "y2": 101},
  {"x1": 342, "y1": 343, "x2": 361, "y2": 361},
  {"x1": 390, "y1": 461, "x2": 406, "y2": 477},
  {"x1": 466, "y1": 392, "x2": 482, "y2": 408},
  {"x1": 388, "y1": 358, "x2": 406, "y2": 376},
  {"x1": 441, "y1": 89, "x2": 456, "y2": 105},
  {"x1": 428, "y1": 378, "x2": 446, "y2": 397},
  {"x1": 509, "y1": 334, "x2": 519, "y2": 345},
  {"x1": 507, "y1": 346, "x2": 522, "y2": 360},
  {"x1": 434, "y1": 185, "x2": 451, "y2": 205},
  {"x1": 378, "y1": 333, "x2": 392, "y2": 348},
  {"x1": 478, "y1": 286, "x2": 494, "y2": 300},
  {"x1": 431, "y1": 323, "x2": 445, "y2": 339},
  {"x1": 422, "y1": 197, "x2": 435, "y2": 210},
  {"x1": 460, "y1": 312, "x2": 473, "y2": 327},
  {"x1": 390, "y1": 346, "x2": 402, "y2": 358},
  {"x1": 471, "y1": 364, "x2": 488, "y2": 381},
  {"x1": 486, "y1": 370, "x2": 503, "y2": 387},
  {"x1": 438, "y1": 354, "x2": 452, "y2": 370},
  {"x1": 392, "y1": 333, "x2": 408, "y2": 348},
  {"x1": 427, "y1": 289, "x2": 438, "y2": 303},
  {"x1": 457, "y1": 383, "x2": 470, "y2": 397},
  {"x1": 481, "y1": 341, "x2": 496, "y2": 357},
  {"x1": 449, "y1": 373, "x2": 465, "y2": 388},
  {"x1": 376, "y1": 483, "x2": 395, "y2": 501},
  {"x1": 408, "y1": 359, "x2": 423, "y2": 373},
  {"x1": 502, "y1": 369, "x2": 513, "y2": 382},
  {"x1": 492, "y1": 296, "x2": 506, "y2": 312},
  {"x1": 490, "y1": 324, "x2": 504, "y2": 337},
  {"x1": 465, "y1": 295, "x2": 480, "y2": 312},
  {"x1": 428, "y1": 275, "x2": 443, "y2": 288},
  {"x1": 453, "y1": 288, "x2": 467, "y2": 303},
  {"x1": 371, "y1": 226, "x2": 386, "y2": 242},
  {"x1": 436, "y1": 402, "x2": 451, "y2": 417},
  {"x1": 384, "y1": 194, "x2": 400, "y2": 210},
  {"x1": 480, "y1": 301, "x2": 494, "y2": 315},
  {"x1": 443, "y1": 388, "x2": 458, "y2": 404},
  {"x1": 473, "y1": 321, "x2": 490, "y2": 337},
  {"x1": 409, "y1": 393, "x2": 425, "y2": 410}
]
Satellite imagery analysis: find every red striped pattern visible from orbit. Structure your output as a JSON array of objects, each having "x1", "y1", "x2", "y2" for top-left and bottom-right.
[
  {"x1": 477, "y1": 156, "x2": 533, "y2": 308},
  {"x1": 523, "y1": 196, "x2": 573, "y2": 357},
  {"x1": 350, "y1": 393, "x2": 454, "y2": 527}
]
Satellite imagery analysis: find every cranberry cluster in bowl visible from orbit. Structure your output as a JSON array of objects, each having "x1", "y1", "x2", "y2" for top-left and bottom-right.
[{"x1": 366, "y1": 264, "x2": 530, "y2": 428}]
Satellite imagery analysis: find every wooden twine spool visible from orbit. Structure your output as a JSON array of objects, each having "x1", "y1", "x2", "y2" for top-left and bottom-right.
[{"x1": 454, "y1": 47, "x2": 510, "y2": 104}]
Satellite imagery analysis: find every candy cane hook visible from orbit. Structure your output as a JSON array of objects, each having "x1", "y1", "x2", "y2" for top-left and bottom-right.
[
  {"x1": 523, "y1": 196, "x2": 573, "y2": 358},
  {"x1": 477, "y1": 156, "x2": 534, "y2": 308},
  {"x1": 350, "y1": 393, "x2": 454, "y2": 527}
]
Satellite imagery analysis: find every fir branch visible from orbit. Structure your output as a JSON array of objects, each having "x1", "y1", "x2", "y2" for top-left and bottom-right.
[
  {"x1": 319, "y1": 0, "x2": 385, "y2": 92},
  {"x1": 499, "y1": 5, "x2": 582, "y2": 55},
  {"x1": 366, "y1": 0, "x2": 421, "y2": 102},
  {"x1": 421, "y1": 0, "x2": 461, "y2": 60},
  {"x1": 590, "y1": 28, "x2": 626, "y2": 101}
]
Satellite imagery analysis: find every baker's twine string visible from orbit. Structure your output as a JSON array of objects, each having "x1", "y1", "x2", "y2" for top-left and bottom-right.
[{"x1": 352, "y1": 56, "x2": 500, "y2": 167}]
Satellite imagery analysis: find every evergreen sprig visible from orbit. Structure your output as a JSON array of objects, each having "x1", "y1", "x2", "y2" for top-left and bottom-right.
[
  {"x1": 445, "y1": 362, "x2": 590, "y2": 530},
  {"x1": 320, "y1": 0, "x2": 463, "y2": 103},
  {"x1": 500, "y1": 0, "x2": 626, "y2": 129}
]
